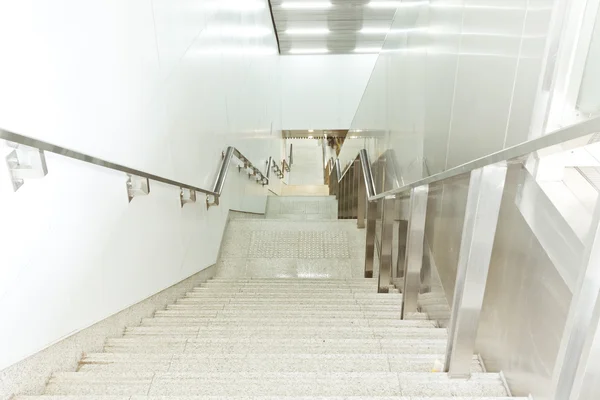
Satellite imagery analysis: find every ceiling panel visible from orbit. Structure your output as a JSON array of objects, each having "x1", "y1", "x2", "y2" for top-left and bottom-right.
[{"x1": 269, "y1": 0, "x2": 411, "y2": 54}]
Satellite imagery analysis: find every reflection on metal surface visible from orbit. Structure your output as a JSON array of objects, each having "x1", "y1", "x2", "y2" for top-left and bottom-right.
[
  {"x1": 378, "y1": 196, "x2": 395, "y2": 293},
  {"x1": 126, "y1": 174, "x2": 150, "y2": 203},
  {"x1": 576, "y1": 166, "x2": 600, "y2": 191},
  {"x1": 370, "y1": 116, "x2": 600, "y2": 200},
  {"x1": 516, "y1": 168, "x2": 583, "y2": 292},
  {"x1": 401, "y1": 185, "x2": 429, "y2": 319},
  {"x1": 4, "y1": 142, "x2": 48, "y2": 191},
  {"x1": 180, "y1": 188, "x2": 196, "y2": 208},
  {"x1": 365, "y1": 199, "x2": 377, "y2": 278},
  {"x1": 445, "y1": 162, "x2": 507, "y2": 378},
  {"x1": 475, "y1": 165, "x2": 572, "y2": 397},
  {"x1": 552, "y1": 191, "x2": 600, "y2": 399}
]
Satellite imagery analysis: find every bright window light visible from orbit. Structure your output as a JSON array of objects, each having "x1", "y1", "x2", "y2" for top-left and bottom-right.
[
  {"x1": 367, "y1": 1, "x2": 427, "y2": 8},
  {"x1": 359, "y1": 27, "x2": 390, "y2": 34},
  {"x1": 353, "y1": 47, "x2": 382, "y2": 53},
  {"x1": 308, "y1": 135, "x2": 314, "y2": 139},
  {"x1": 308, "y1": 130, "x2": 314, "y2": 132},
  {"x1": 285, "y1": 28, "x2": 330, "y2": 35},
  {"x1": 281, "y1": 2, "x2": 333, "y2": 9},
  {"x1": 288, "y1": 48, "x2": 330, "y2": 54}
]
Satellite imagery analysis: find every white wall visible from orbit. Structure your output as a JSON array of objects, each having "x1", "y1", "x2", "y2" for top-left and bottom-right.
[
  {"x1": 281, "y1": 55, "x2": 377, "y2": 130},
  {"x1": 0, "y1": 0, "x2": 282, "y2": 370}
]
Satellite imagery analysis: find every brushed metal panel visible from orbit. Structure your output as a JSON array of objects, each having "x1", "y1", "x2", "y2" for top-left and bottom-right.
[
  {"x1": 424, "y1": 172, "x2": 471, "y2": 308},
  {"x1": 445, "y1": 162, "x2": 507, "y2": 378},
  {"x1": 476, "y1": 165, "x2": 572, "y2": 398}
]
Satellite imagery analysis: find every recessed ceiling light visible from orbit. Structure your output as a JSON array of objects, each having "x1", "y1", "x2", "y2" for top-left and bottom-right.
[
  {"x1": 288, "y1": 48, "x2": 330, "y2": 54},
  {"x1": 367, "y1": 1, "x2": 427, "y2": 8},
  {"x1": 359, "y1": 27, "x2": 390, "y2": 34},
  {"x1": 281, "y1": 2, "x2": 332, "y2": 9},
  {"x1": 353, "y1": 47, "x2": 382, "y2": 53}
]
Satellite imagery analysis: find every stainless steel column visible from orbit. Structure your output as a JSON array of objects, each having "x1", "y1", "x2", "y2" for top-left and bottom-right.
[
  {"x1": 401, "y1": 185, "x2": 429, "y2": 319},
  {"x1": 444, "y1": 162, "x2": 507, "y2": 378},
  {"x1": 338, "y1": 176, "x2": 345, "y2": 218},
  {"x1": 352, "y1": 161, "x2": 359, "y2": 219},
  {"x1": 357, "y1": 159, "x2": 367, "y2": 229},
  {"x1": 552, "y1": 192, "x2": 600, "y2": 400},
  {"x1": 365, "y1": 199, "x2": 377, "y2": 278},
  {"x1": 342, "y1": 170, "x2": 350, "y2": 219},
  {"x1": 378, "y1": 195, "x2": 396, "y2": 293}
]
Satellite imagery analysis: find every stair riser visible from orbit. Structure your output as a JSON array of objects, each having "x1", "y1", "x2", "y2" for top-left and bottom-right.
[
  {"x1": 77, "y1": 360, "x2": 483, "y2": 373},
  {"x1": 154, "y1": 311, "x2": 405, "y2": 319},
  {"x1": 140, "y1": 319, "x2": 436, "y2": 328},
  {"x1": 177, "y1": 299, "x2": 403, "y2": 305}
]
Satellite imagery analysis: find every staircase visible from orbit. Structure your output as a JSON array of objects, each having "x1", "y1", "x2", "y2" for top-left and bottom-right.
[{"x1": 16, "y1": 197, "x2": 519, "y2": 400}]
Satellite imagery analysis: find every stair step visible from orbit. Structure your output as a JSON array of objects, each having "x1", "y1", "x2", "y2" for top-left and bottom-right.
[
  {"x1": 46, "y1": 372, "x2": 507, "y2": 397},
  {"x1": 198, "y1": 280, "x2": 376, "y2": 285},
  {"x1": 208, "y1": 278, "x2": 374, "y2": 282},
  {"x1": 140, "y1": 317, "x2": 436, "y2": 328},
  {"x1": 192, "y1": 286, "x2": 377, "y2": 296},
  {"x1": 104, "y1": 338, "x2": 449, "y2": 354},
  {"x1": 166, "y1": 304, "x2": 402, "y2": 311},
  {"x1": 176, "y1": 296, "x2": 402, "y2": 306},
  {"x1": 184, "y1": 292, "x2": 400, "y2": 299},
  {"x1": 123, "y1": 326, "x2": 447, "y2": 339},
  {"x1": 78, "y1": 353, "x2": 482, "y2": 373},
  {"x1": 154, "y1": 309, "x2": 405, "y2": 319},
  {"x1": 18, "y1": 396, "x2": 526, "y2": 400}
]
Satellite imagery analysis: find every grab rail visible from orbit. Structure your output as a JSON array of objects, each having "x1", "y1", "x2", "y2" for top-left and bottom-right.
[
  {"x1": 368, "y1": 115, "x2": 600, "y2": 200},
  {"x1": 0, "y1": 128, "x2": 272, "y2": 208},
  {"x1": 328, "y1": 115, "x2": 600, "y2": 385}
]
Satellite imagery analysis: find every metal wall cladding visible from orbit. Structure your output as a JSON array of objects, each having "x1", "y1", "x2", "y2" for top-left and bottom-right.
[
  {"x1": 424, "y1": 172, "x2": 471, "y2": 307},
  {"x1": 477, "y1": 165, "x2": 571, "y2": 397},
  {"x1": 426, "y1": 164, "x2": 572, "y2": 397}
]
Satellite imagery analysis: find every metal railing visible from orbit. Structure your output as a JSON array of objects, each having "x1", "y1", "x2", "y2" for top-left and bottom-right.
[
  {"x1": 1, "y1": 128, "x2": 278, "y2": 208},
  {"x1": 328, "y1": 115, "x2": 600, "y2": 389}
]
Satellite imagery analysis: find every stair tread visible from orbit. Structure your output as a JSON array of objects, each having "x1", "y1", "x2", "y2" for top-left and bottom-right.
[{"x1": 20, "y1": 397, "x2": 524, "y2": 400}]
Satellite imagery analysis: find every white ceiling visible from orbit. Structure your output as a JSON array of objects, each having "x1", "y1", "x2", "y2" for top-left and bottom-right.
[{"x1": 270, "y1": 0, "x2": 407, "y2": 54}]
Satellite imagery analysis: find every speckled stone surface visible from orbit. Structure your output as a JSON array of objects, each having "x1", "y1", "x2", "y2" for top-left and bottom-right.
[
  {"x1": 0, "y1": 267, "x2": 216, "y2": 399},
  {"x1": 8, "y1": 211, "x2": 512, "y2": 400},
  {"x1": 216, "y1": 219, "x2": 366, "y2": 279},
  {"x1": 265, "y1": 196, "x2": 338, "y2": 220}
]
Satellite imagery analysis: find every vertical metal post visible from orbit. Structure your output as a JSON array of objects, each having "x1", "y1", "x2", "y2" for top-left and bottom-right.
[
  {"x1": 355, "y1": 160, "x2": 361, "y2": 219},
  {"x1": 345, "y1": 170, "x2": 351, "y2": 219},
  {"x1": 552, "y1": 189, "x2": 600, "y2": 400},
  {"x1": 351, "y1": 162, "x2": 358, "y2": 219},
  {"x1": 365, "y1": 199, "x2": 377, "y2": 278},
  {"x1": 378, "y1": 196, "x2": 396, "y2": 293},
  {"x1": 357, "y1": 159, "x2": 367, "y2": 228},
  {"x1": 401, "y1": 185, "x2": 429, "y2": 319},
  {"x1": 339, "y1": 176, "x2": 345, "y2": 218},
  {"x1": 445, "y1": 162, "x2": 507, "y2": 378}
]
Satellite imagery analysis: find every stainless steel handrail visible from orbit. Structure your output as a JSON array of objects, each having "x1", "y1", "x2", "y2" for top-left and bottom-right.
[
  {"x1": 359, "y1": 149, "x2": 376, "y2": 198},
  {"x1": 332, "y1": 116, "x2": 600, "y2": 201},
  {"x1": 0, "y1": 128, "x2": 271, "y2": 207},
  {"x1": 369, "y1": 116, "x2": 600, "y2": 200},
  {"x1": 271, "y1": 158, "x2": 284, "y2": 178}
]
